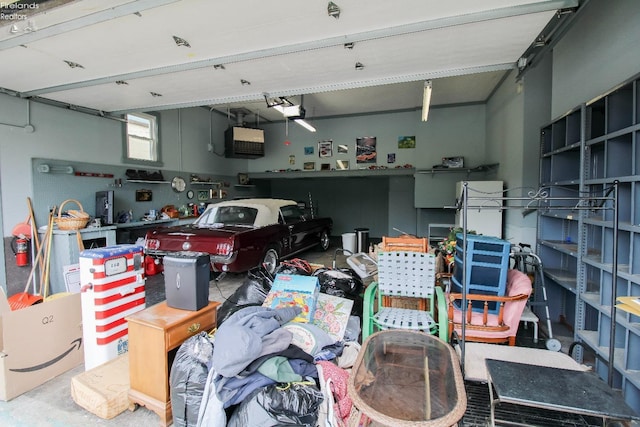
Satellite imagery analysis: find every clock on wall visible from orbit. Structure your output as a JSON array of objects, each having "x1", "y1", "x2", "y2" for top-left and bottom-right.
[{"x1": 171, "y1": 176, "x2": 186, "y2": 193}]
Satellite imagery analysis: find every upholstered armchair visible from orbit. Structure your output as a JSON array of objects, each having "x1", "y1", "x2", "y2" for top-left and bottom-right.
[{"x1": 447, "y1": 269, "x2": 532, "y2": 346}]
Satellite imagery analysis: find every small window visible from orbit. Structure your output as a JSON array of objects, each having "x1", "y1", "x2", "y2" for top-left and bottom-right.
[{"x1": 125, "y1": 113, "x2": 160, "y2": 163}]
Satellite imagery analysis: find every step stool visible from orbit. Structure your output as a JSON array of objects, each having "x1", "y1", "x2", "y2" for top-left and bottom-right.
[{"x1": 520, "y1": 305, "x2": 539, "y2": 343}]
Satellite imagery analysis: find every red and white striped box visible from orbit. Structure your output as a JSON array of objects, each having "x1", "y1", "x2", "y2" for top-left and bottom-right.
[{"x1": 80, "y1": 245, "x2": 145, "y2": 370}]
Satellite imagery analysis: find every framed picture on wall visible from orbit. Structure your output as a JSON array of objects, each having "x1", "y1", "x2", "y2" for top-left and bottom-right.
[
  {"x1": 336, "y1": 160, "x2": 349, "y2": 170},
  {"x1": 135, "y1": 189, "x2": 152, "y2": 202},
  {"x1": 197, "y1": 190, "x2": 209, "y2": 201},
  {"x1": 398, "y1": 136, "x2": 416, "y2": 149},
  {"x1": 304, "y1": 162, "x2": 315, "y2": 171},
  {"x1": 356, "y1": 136, "x2": 377, "y2": 163},
  {"x1": 318, "y1": 140, "x2": 333, "y2": 158},
  {"x1": 304, "y1": 146, "x2": 314, "y2": 155}
]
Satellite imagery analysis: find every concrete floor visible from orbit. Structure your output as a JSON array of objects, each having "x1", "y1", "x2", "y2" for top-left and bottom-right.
[{"x1": 0, "y1": 245, "x2": 347, "y2": 426}]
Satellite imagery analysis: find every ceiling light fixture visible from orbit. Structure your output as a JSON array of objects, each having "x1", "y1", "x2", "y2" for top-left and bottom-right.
[
  {"x1": 265, "y1": 95, "x2": 316, "y2": 132},
  {"x1": 277, "y1": 104, "x2": 306, "y2": 119},
  {"x1": 294, "y1": 119, "x2": 316, "y2": 132},
  {"x1": 172, "y1": 35, "x2": 191, "y2": 47},
  {"x1": 327, "y1": 1, "x2": 340, "y2": 19},
  {"x1": 421, "y1": 80, "x2": 432, "y2": 122},
  {"x1": 344, "y1": 42, "x2": 354, "y2": 49},
  {"x1": 213, "y1": 64, "x2": 225, "y2": 70},
  {"x1": 240, "y1": 79, "x2": 251, "y2": 86},
  {"x1": 355, "y1": 62, "x2": 364, "y2": 70}
]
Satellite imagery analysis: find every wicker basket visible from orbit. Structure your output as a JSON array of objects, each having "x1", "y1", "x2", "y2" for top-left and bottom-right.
[{"x1": 56, "y1": 199, "x2": 90, "y2": 230}]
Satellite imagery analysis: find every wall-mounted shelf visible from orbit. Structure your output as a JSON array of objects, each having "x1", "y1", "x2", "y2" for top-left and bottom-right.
[
  {"x1": 415, "y1": 163, "x2": 499, "y2": 176},
  {"x1": 191, "y1": 181, "x2": 221, "y2": 187},
  {"x1": 126, "y1": 179, "x2": 170, "y2": 184},
  {"x1": 248, "y1": 168, "x2": 415, "y2": 180}
]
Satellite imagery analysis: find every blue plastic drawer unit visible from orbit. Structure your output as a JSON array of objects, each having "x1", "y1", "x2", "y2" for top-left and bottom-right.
[{"x1": 452, "y1": 233, "x2": 511, "y2": 314}]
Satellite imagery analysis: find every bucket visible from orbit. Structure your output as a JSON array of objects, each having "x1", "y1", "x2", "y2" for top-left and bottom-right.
[
  {"x1": 355, "y1": 228, "x2": 369, "y2": 253},
  {"x1": 341, "y1": 232, "x2": 357, "y2": 253}
]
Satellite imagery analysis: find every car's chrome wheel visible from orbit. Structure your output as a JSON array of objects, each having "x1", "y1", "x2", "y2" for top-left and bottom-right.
[
  {"x1": 319, "y1": 230, "x2": 330, "y2": 251},
  {"x1": 262, "y1": 247, "x2": 279, "y2": 274}
]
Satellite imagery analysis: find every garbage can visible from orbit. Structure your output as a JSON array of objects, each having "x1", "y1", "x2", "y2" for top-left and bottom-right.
[
  {"x1": 355, "y1": 228, "x2": 369, "y2": 253},
  {"x1": 342, "y1": 232, "x2": 357, "y2": 253}
]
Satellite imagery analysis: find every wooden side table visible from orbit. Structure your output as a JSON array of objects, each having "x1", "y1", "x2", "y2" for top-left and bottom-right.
[{"x1": 126, "y1": 301, "x2": 219, "y2": 426}]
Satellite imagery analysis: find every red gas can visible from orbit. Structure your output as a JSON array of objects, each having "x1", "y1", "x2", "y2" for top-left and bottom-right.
[{"x1": 145, "y1": 255, "x2": 163, "y2": 276}]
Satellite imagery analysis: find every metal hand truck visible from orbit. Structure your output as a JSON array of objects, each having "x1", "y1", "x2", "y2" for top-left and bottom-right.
[{"x1": 510, "y1": 243, "x2": 562, "y2": 352}]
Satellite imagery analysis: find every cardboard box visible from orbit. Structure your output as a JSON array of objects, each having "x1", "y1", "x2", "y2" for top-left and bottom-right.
[
  {"x1": 0, "y1": 290, "x2": 83, "y2": 401},
  {"x1": 71, "y1": 353, "x2": 130, "y2": 419},
  {"x1": 262, "y1": 274, "x2": 320, "y2": 323}
]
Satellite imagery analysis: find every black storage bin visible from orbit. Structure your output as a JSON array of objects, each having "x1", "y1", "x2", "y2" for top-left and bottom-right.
[{"x1": 164, "y1": 252, "x2": 211, "y2": 311}]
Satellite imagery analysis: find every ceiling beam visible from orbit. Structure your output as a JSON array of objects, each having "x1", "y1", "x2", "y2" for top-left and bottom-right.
[{"x1": 109, "y1": 63, "x2": 515, "y2": 114}]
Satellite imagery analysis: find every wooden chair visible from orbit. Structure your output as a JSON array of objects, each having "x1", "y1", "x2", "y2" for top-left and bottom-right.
[
  {"x1": 362, "y1": 251, "x2": 448, "y2": 342},
  {"x1": 447, "y1": 269, "x2": 532, "y2": 346},
  {"x1": 381, "y1": 235, "x2": 429, "y2": 252}
]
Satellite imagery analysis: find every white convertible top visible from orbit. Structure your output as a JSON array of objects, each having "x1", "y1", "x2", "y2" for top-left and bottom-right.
[{"x1": 207, "y1": 198, "x2": 296, "y2": 227}]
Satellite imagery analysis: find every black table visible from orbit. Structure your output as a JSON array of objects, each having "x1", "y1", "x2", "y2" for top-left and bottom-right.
[{"x1": 486, "y1": 359, "x2": 640, "y2": 426}]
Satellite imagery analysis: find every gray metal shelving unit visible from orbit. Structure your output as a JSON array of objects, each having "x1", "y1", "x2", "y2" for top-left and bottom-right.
[{"x1": 537, "y1": 73, "x2": 640, "y2": 413}]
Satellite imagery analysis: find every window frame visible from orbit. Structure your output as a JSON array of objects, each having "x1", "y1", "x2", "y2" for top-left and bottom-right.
[{"x1": 122, "y1": 112, "x2": 163, "y2": 166}]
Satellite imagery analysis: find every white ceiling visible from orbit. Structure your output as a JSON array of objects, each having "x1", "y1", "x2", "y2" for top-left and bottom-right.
[{"x1": 0, "y1": 0, "x2": 579, "y2": 123}]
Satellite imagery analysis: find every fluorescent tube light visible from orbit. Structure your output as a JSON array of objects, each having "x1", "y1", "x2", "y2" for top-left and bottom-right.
[
  {"x1": 294, "y1": 119, "x2": 316, "y2": 132},
  {"x1": 273, "y1": 104, "x2": 304, "y2": 118},
  {"x1": 422, "y1": 80, "x2": 432, "y2": 122},
  {"x1": 282, "y1": 105, "x2": 304, "y2": 118}
]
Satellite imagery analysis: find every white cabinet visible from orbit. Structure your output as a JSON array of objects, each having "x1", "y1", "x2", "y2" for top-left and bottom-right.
[
  {"x1": 455, "y1": 180, "x2": 503, "y2": 238},
  {"x1": 43, "y1": 226, "x2": 117, "y2": 295}
]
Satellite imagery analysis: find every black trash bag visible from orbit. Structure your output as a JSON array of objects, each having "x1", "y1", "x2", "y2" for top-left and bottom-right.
[
  {"x1": 313, "y1": 267, "x2": 364, "y2": 316},
  {"x1": 227, "y1": 382, "x2": 324, "y2": 427},
  {"x1": 274, "y1": 258, "x2": 313, "y2": 276},
  {"x1": 169, "y1": 332, "x2": 215, "y2": 427},
  {"x1": 217, "y1": 266, "x2": 274, "y2": 325}
]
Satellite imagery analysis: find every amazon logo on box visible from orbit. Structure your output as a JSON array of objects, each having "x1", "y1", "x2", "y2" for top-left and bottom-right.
[{"x1": 0, "y1": 290, "x2": 83, "y2": 401}]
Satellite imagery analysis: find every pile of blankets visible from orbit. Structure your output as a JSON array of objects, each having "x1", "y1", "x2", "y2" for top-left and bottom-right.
[{"x1": 191, "y1": 305, "x2": 359, "y2": 426}]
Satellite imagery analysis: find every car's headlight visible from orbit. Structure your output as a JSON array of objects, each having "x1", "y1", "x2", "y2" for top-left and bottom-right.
[{"x1": 182, "y1": 241, "x2": 192, "y2": 251}]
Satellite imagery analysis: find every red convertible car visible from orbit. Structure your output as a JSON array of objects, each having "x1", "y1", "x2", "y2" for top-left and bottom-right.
[{"x1": 144, "y1": 198, "x2": 332, "y2": 274}]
